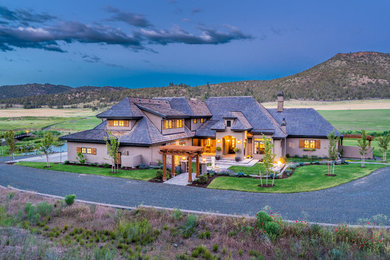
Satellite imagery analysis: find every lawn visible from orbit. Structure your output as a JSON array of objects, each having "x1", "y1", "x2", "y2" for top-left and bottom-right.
[
  {"x1": 343, "y1": 138, "x2": 389, "y2": 162},
  {"x1": 229, "y1": 163, "x2": 266, "y2": 175},
  {"x1": 15, "y1": 161, "x2": 157, "y2": 181},
  {"x1": 318, "y1": 109, "x2": 390, "y2": 133},
  {"x1": 51, "y1": 116, "x2": 101, "y2": 132},
  {"x1": 0, "y1": 117, "x2": 70, "y2": 131},
  {"x1": 208, "y1": 163, "x2": 387, "y2": 193}
]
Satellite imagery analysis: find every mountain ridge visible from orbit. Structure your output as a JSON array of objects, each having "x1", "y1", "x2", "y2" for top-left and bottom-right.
[{"x1": 1, "y1": 51, "x2": 389, "y2": 108}]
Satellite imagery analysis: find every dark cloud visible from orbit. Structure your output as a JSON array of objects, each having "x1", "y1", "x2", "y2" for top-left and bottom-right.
[
  {"x1": 140, "y1": 25, "x2": 252, "y2": 45},
  {"x1": 0, "y1": 6, "x2": 252, "y2": 53},
  {"x1": 0, "y1": 6, "x2": 56, "y2": 26},
  {"x1": 82, "y1": 54, "x2": 100, "y2": 63},
  {"x1": 192, "y1": 8, "x2": 201, "y2": 14},
  {"x1": 106, "y1": 6, "x2": 152, "y2": 28}
]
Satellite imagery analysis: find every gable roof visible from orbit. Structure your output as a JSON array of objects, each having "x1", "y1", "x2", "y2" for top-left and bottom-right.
[
  {"x1": 96, "y1": 97, "x2": 143, "y2": 119},
  {"x1": 205, "y1": 96, "x2": 286, "y2": 138},
  {"x1": 267, "y1": 108, "x2": 340, "y2": 137}
]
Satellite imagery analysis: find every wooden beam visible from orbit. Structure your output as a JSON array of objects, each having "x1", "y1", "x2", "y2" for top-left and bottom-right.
[
  {"x1": 163, "y1": 153, "x2": 167, "y2": 181},
  {"x1": 196, "y1": 154, "x2": 200, "y2": 178},
  {"x1": 171, "y1": 155, "x2": 175, "y2": 177},
  {"x1": 188, "y1": 156, "x2": 192, "y2": 183}
]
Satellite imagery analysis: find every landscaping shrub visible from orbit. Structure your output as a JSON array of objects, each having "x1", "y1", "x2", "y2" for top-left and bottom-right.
[
  {"x1": 36, "y1": 202, "x2": 52, "y2": 218},
  {"x1": 102, "y1": 163, "x2": 111, "y2": 168},
  {"x1": 171, "y1": 209, "x2": 183, "y2": 220},
  {"x1": 285, "y1": 169, "x2": 292, "y2": 176},
  {"x1": 286, "y1": 153, "x2": 290, "y2": 158},
  {"x1": 156, "y1": 170, "x2": 163, "y2": 180},
  {"x1": 116, "y1": 219, "x2": 157, "y2": 245},
  {"x1": 64, "y1": 194, "x2": 76, "y2": 206},
  {"x1": 256, "y1": 211, "x2": 273, "y2": 228},
  {"x1": 264, "y1": 221, "x2": 280, "y2": 236},
  {"x1": 237, "y1": 171, "x2": 246, "y2": 177},
  {"x1": 138, "y1": 164, "x2": 150, "y2": 169},
  {"x1": 182, "y1": 214, "x2": 197, "y2": 238},
  {"x1": 197, "y1": 175, "x2": 208, "y2": 185},
  {"x1": 64, "y1": 160, "x2": 70, "y2": 164}
]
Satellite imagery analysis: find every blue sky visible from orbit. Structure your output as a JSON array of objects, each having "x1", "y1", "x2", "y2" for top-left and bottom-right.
[{"x1": 1, "y1": 0, "x2": 389, "y2": 88}]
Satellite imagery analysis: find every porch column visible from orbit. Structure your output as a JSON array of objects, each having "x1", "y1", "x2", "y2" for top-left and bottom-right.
[
  {"x1": 171, "y1": 155, "x2": 175, "y2": 177},
  {"x1": 196, "y1": 154, "x2": 200, "y2": 177},
  {"x1": 188, "y1": 155, "x2": 192, "y2": 183},
  {"x1": 162, "y1": 153, "x2": 167, "y2": 181}
]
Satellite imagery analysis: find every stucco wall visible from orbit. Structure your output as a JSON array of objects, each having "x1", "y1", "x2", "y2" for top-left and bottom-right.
[
  {"x1": 67, "y1": 142, "x2": 111, "y2": 164},
  {"x1": 286, "y1": 138, "x2": 330, "y2": 158},
  {"x1": 340, "y1": 146, "x2": 373, "y2": 159}
]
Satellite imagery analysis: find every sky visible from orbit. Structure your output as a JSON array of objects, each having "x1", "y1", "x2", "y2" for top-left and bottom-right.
[{"x1": 0, "y1": 0, "x2": 389, "y2": 88}]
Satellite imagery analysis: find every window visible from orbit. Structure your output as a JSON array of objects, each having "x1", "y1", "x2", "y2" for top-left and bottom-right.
[
  {"x1": 119, "y1": 120, "x2": 124, "y2": 127},
  {"x1": 109, "y1": 120, "x2": 128, "y2": 127},
  {"x1": 81, "y1": 148, "x2": 87, "y2": 154},
  {"x1": 113, "y1": 120, "x2": 119, "y2": 126},
  {"x1": 254, "y1": 138, "x2": 265, "y2": 154},
  {"x1": 226, "y1": 120, "x2": 231, "y2": 127},
  {"x1": 87, "y1": 148, "x2": 92, "y2": 154},
  {"x1": 301, "y1": 139, "x2": 319, "y2": 150},
  {"x1": 200, "y1": 118, "x2": 204, "y2": 123},
  {"x1": 193, "y1": 119, "x2": 197, "y2": 124},
  {"x1": 78, "y1": 147, "x2": 96, "y2": 154},
  {"x1": 163, "y1": 119, "x2": 184, "y2": 129}
]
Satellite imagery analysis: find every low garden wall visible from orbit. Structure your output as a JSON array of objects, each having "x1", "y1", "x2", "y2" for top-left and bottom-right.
[{"x1": 340, "y1": 146, "x2": 373, "y2": 159}]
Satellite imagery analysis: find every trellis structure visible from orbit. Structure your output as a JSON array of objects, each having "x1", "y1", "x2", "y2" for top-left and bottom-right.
[{"x1": 158, "y1": 145, "x2": 204, "y2": 182}]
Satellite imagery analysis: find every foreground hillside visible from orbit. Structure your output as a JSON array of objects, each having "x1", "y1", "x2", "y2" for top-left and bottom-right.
[
  {"x1": 1, "y1": 52, "x2": 390, "y2": 107},
  {"x1": 1, "y1": 186, "x2": 389, "y2": 259}
]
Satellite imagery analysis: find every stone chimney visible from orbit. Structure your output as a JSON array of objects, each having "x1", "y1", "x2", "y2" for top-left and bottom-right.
[
  {"x1": 281, "y1": 117, "x2": 287, "y2": 133},
  {"x1": 277, "y1": 91, "x2": 284, "y2": 112}
]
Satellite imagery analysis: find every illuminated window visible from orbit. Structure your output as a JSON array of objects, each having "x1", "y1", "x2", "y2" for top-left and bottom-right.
[
  {"x1": 163, "y1": 119, "x2": 184, "y2": 129},
  {"x1": 200, "y1": 118, "x2": 204, "y2": 123},
  {"x1": 81, "y1": 148, "x2": 86, "y2": 154},
  {"x1": 87, "y1": 148, "x2": 92, "y2": 154},
  {"x1": 304, "y1": 140, "x2": 316, "y2": 149},
  {"x1": 113, "y1": 120, "x2": 119, "y2": 126},
  {"x1": 193, "y1": 119, "x2": 197, "y2": 124},
  {"x1": 254, "y1": 138, "x2": 265, "y2": 154},
  {"x1": 119, "y1": 120, "x2": 124, "y2": 127}
]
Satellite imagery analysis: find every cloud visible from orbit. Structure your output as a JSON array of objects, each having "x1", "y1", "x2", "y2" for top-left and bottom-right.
[
  {"x1": 0, "y1": 21, "x2": 144, "y2": 52},
  {"x1": 140, "y1": 25, "x2": 252, "y2": 45},
  {"x1": 192, "y1": 8, "x2": 201, "y2": 14},
  {"x1": 106, "y1": 6, "x2": 152, "y2": 28},
  {"x1": 0, "y1": 6, "x2": 252, "y2": 53},
  {"x1": 0, "y1": 6, "x2": 55, "y2": 26},
  {"x1": 81, "y1": 54, "x2": 100, "y2": 63}
]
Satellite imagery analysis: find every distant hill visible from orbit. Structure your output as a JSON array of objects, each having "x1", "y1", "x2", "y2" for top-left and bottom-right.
[
  {"x1": 0, "y1": 83, "x2": 72, "y2": 99},
  {"x1": 1, "y1": 51, "x2": 389, "y2": 108}
]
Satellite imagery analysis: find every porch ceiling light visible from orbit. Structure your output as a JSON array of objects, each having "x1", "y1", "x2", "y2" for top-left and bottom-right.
[
  {"x1": 237, "y1": 140, "x2": 241, "y2": 144},
  {"x1": 217, "y1": 139, "x2": 221, "y2": 143},
  {"x1": 182, "y1": 156, "x2": 186, "y2": 160}
]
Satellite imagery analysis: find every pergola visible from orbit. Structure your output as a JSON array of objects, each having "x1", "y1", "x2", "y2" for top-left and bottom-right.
[{"x1": 158, "y1": 145, "x2": 204, "y2": 182}]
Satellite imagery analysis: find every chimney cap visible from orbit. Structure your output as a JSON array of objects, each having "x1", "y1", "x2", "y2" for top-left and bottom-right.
[{"x1": 277, "y1": 91, "x2": 284, "y2": 97}]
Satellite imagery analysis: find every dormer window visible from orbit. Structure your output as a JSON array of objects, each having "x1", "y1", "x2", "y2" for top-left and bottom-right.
[
  {"x1": 200, "y1": 118, "x2": 204, "y2": 123},
  {"x1": 193, "y1": 119, "x2": 197, "y2": 124},
  {"x1": 109, "y1": 120, "x2": 129, "y2": 127},
  {"x1": 226, "y1": 120, "x2": 231, "y2": 127},
  {"x1": 163, "y1": 119, "x2": 184, "y2": 129}
]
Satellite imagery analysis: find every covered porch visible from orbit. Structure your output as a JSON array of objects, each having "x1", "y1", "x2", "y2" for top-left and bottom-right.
[{"x1": 158, "y1": 145, "x2": 204, "y2": 182}]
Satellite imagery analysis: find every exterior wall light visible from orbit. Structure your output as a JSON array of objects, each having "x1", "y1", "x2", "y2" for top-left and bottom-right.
[
  {"x1": 237, "y1": 140, "x2": 241, "y2": 144},
  {"x1": 217, "y1": 139, "x2": 221, "y2": 143}
]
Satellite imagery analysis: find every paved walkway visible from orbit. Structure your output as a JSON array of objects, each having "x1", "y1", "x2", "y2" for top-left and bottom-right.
[
  {"x1": 0, "y1": 156, "x2": 389, "y2": 224},
  {"x1": 164, "y1": 172, "x2": 198, "y2": 186}
]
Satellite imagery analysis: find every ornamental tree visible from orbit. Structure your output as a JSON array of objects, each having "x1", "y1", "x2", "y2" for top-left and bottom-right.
[
  {"x1": 105, "y1": 131, "x2": 120, "y2": 173},
  {"x1": 260, "y1": 134, "x2": 276, "y2": 186},
  {"x1": 327, "y1": 130, "x2": 340, "y2": 175},
  {"x1": 357, "y1": 130, "x2": 369, "y2": 168},
  {"x1": 376, "y1": 134, "x2": 390, "y2": 162},
  {"x1": 38, "y1": 132, "x2": 57, "y2": 167},
  {"x1": 4, "y1": 130, "x2": 17, "y2": 161}
]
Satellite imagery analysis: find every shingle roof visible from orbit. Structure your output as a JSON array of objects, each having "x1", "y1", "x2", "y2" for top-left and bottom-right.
[
  {"x1": 267, "y1": 108, "x2": 340, "y2": 137},
  {"x1": 231, "y1": 112, "x2": 252, "y2": 131},
  {"x1": 96, "y1": 97, "x2": 143, "y2": 119},
  {"x1": 136, "y1": 103, "x2": 187, "y2": 118},
  {"x1": 206, "y1": 96, "x2": 286, "y2": 138},
  {"x1": 195, "y1": 120, "x2": 219, "y2": 137},
  {"x1": 155, "y1": 97, "x2": 212, "y2": 117}
]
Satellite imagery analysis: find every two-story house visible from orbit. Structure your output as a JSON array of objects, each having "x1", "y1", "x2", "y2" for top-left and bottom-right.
[{"x1": 60, "y1": 94, "x2": 339, "y2": 167}]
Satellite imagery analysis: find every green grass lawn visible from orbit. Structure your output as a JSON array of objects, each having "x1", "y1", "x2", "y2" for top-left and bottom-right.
[
  {"x1": 318, "y1": 109, "x2": 390, "y2": 133},
  {"x1": 51, "y1": 116, "x2": 101, "y2": 132},
  {"x1": 343, "y1": 138, "x2": 389, "y2": 162},
  {"x1": 208, "y1": 163, "x2": 387, "y2": 193},
  {"x1": 0, "y1": 117, "x2": 70, "y2": 131},
  {"x1": 229, "y1": 163, "x2": 266, "y2": 175},
  {"x1": 15, "y1": 162, "x2": 157, "y2": 181}
]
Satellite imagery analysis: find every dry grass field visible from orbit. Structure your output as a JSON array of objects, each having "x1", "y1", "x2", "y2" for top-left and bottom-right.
[
  {"x1": 262, "y1": 99, "x2": 390, "y2": 110},
  {"x1": 0, "y1": 108, "x2": 96, "y2": 117}
]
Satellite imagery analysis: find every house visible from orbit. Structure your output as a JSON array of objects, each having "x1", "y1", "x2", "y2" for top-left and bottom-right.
[{"x1": 60, "y1": 93, "x2": 340, "y2": 167}]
